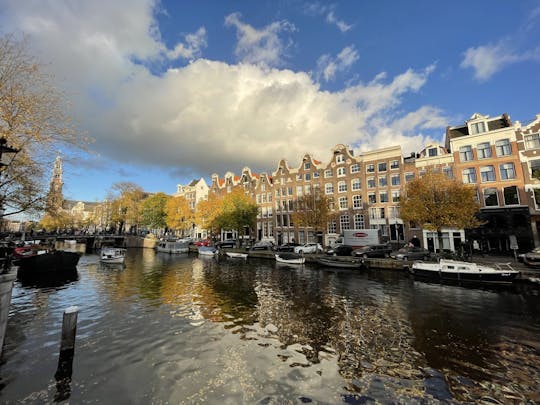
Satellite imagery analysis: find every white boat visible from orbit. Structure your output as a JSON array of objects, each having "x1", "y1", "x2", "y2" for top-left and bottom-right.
[
  {"x1": 156, "y1": 239, "x2": 189, "y2": 254},
  {"x1": 275, "y1": 253, "x2": 305, "y2": 265},
  {"x1": 317, "y1": 256, "x2": 363, "y2": 269},
  {"x1": 410, "y1": 259, "x2": 520, "y2": 284},
  {"x1": 226, "y1": 251, "x2": 248, "y2": 259},
  {"x1": 100, "y1": 247, "x2": 126, "y2": 264},
  {"x1": 198, "y1": 246, "x2": 218, "y2": 256}
]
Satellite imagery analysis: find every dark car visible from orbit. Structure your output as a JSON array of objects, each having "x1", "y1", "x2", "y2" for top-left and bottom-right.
[
  {"x1": 276, "y1": 243, "x2": 300, "y2": 252},
  {"x1": 391, "y1": 246, "x2": 431, "y2": 261},
  {"x1": 215, "y1": 239, "x2": 237, "y2": 248},
  {"x1": 523, "y1": 247, "x2": 540, "y2": 267},
  {"x1": 352, "y1": 244, "x2": 392, "y2": 258},
  {"x1": 325, "y1": 245, "x2": 354, "y2": 256}
]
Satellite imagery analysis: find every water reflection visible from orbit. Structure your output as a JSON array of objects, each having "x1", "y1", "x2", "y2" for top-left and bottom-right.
[{"x1": 1, "y1": 249, "x2": 539, "y2": 403}]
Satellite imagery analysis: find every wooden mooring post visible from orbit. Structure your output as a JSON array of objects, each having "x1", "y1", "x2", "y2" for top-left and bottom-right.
[
  {"x1": 54, "y1": 306, "x2": 79, "y2": 401},
  {"x1": 0, "y1": 271, "x2": 16, "y2": 359}
]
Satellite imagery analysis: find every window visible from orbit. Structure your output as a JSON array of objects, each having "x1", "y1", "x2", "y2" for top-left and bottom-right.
[
  {"x1": 369, "y1": 208, "x2": 379, "y2": 219},
  {"x1": 352, "y1": 195, "x2": 362, "y2": 209},
  {"x1": 336, "y1": 154, "x2": 345, "y2": 163},
  {"x1": 304, "y1": 162, "x2": 311, "y2": 170},
  {"x1": 470, "y1": 121, "x2": 486, "y2": 134},
  {"x1": 443, "y1": 166, "x2": 453, "y2": 179},
  {"x1": 388, "y1": 206, "x2": 399, "y2": 218},
  {"x1": 378, "y1": 176, "x2": 387, "y2": 187},
  {"x1": 462, "y1": 168, "x2": 477, "y2": 184},
  {"x1": 391, "y1": 175, "x2": 400, "y2": 186},
  {"x1": 500, "y1": 163, "x2": 516, "y2": 180},
  {"x1": 531, "y1": 159, "x2": 540, "y2": 179},
  {"x1": 483, "y1": 188, "x2": 498, "y2": 206},
  {"x1": 351, "y1": 178, "x2": 361, "y2": 191},
  {"x1": 324, "y1": 169, "x2": 333, "y2": 178},
  {"x1": 525, "y1": 133, "x2": 540, "y2": 149},
  {"x1": 367, "y1": 178, "x2": 375, "y2": 188},
  {"x1": 337, "y1": 167, "x2": 346, "y2": 177},
  {"x1": 459, "y1": 145, "x2": 473, "y2": 162},
  {"x1": 368, "y1": 193, "x2": 376, "y2": 204},
  {"x1": 261, "y1": 193, "x2": 267, "y2": 203},
  {"x1": 288, "y1": 187, "x2": 293, "y2": 195},
  {"x1": 288, "y1": 200, "x2": 294, "y2": 211},
  {"x1": 379, "y1": 192, "x2": 388, "y2": 202},
  {"x1": 392, "y1": 190, "x2": 400, "y2": 202},
  {"x1": 339, "y1": 196, "x2": 348, "y2": 210},
  {"x1": 496, "y1": 139, "x2": 512, "y2": 156},
  {"x1": 503, "y1": 186, "x2": 519, "y2": 205},
  {"x1": 366, "y1": 164, "x2": 375, "y2": 173},
  {"x1": 405, "y1": 172, "x2": 414, "y2": 182},
  {"x1": 313, "y1": 171, "x2": 320, "y2": 178},
  {"x1": 328, "y1": 220, "x2": 337, "y2": 234},
  {"x1": 354, "y1": 214, "x2": 365, "y2": 228},
  {"x1": 340, "y1": 214, "x2": 350, "y2": 230},
  {"x1": 480, "y1": 165, "x2": 496, "y2": 182},
  {"x1": 350, "y1": 163, "x2": 360, "y2": 173},
  {"x1": 390, "y1": 160, "x2": 399, "y2": 169},
  {"x1": 428, "y1": 148, "x2": 437, "y2": 157},
  {"x1": 325, "y1": 183, "x2": 334, "y2": 194},
  {"x1": 256, "y1": 194, "x2": 261, "y2": 204},
  {"x1": 477, "y1": 142, "x2": 491, "y2": 159},
  {"x1": 338, "y1": 181, "x2": 347, "y2": 193},
  {"x1": 378, "y1": 162, "x2": 387, "y2": 172},
  {"x1": 305, "y1": 173, "x2": 311, "y2": 181}
]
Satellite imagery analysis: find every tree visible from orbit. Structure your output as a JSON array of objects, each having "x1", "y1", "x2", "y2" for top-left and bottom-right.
[
  {"x1": 214, "y1": 189, "x2": 258, "y2": 246},
  {"x1": 108, "y1": 182, "x2": 145, "y2": 234},
  {"x1": 141, "y1": 192, "x2": 170, "y2": 230},
  {"x1": 0, "y1": 34, "x2": 88, "y2": 218},
  {"x1": 400, "y1": 171, "x2": 483, "y2": 252},
  {"x1": 195, "y1": 193, "x2": 223, "y2": 236},
  {"x1": 165, "y1": 196, "x2": 193, "y2": 236},
  {"x1": 291, "y1": 188, "x2": 335, "y2": 242}
]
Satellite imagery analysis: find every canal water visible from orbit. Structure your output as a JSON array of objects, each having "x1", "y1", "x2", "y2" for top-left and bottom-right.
[{"x1": 1, "y1": 249, "x2": 539, "y2": 404}]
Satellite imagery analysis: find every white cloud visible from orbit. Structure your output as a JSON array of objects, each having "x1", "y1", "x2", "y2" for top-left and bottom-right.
[
  {"x1": 461, "y1": 40, "x2": 540, "y2": 81},
  {"x1": 316, "y1": 45, "x2": 359, "y2": 81},
  {"x1": 304, "y1": 3, "x2": 353, "y2": 33},
  {"x1": 224, "y1": 12, "x2": 295, "y2": 67},
  {"x1": 326, "y1": 11, "x2": 353, "y2": 33},
  {"x1": 166, "y1": 27, "x2": 207, "y2": 60},
  {"x1": 1, "y1": 0, "x2": 444, "y2": 181}
]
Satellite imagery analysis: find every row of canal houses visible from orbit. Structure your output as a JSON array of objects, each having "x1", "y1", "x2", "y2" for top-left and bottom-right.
[{"x1": 176, "y1": 112, "x2": 540, "y2": 254}]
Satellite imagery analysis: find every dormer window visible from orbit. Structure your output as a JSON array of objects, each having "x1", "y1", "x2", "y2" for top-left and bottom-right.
[
  {"x1": 336, "y1": 154, "x2": 345, "y2": 164},
  {"x1": 428, "y1": 148, "x2": 437, "y2": 157},
  {"x1": 304, "y1": 162, "x2": 311, "y2": 170},
  {"x1": 470, "y1": 121, "x2": 486, "y2": 135}
]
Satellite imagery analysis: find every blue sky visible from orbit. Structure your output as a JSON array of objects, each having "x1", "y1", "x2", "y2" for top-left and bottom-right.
[{"x1": 1, "y1": 0, "x2": 540, "y2": 203}]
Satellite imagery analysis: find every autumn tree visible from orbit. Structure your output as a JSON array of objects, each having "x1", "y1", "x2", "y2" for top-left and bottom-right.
[
  {"x1": 195, "y1": 193, "x2": 222, "y2": 237},
  {"x1": 141, "y1": 192, "x2": 170, "y2": 230},
  {"x1": 400, "y1": 171, "x2": 482, "y2": 252},
  {"x1": 0, "y1": 34, "x2": 88, "y2": 218},
  {"x1": 214, "y1": 189, "x2": 258, "y2": 247},
  {"x1": 291, "y1": 188, "x2": 335, "y2": 243},
  {"x1": 165, "y1": 196, "x2": 194, "y2": 236},
  {"x1": 108, "y1": 182, "x2": 145, "y2": 234}
]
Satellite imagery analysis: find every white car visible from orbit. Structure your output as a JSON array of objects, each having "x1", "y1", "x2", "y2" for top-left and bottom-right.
[{"x1": 294, "y1": 243, "x2": 323, "y2": 254}]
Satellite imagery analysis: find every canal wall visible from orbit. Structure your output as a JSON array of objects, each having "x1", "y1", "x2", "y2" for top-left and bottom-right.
[{"x1": 0, "y1": 272, "x2": 16, "y2": 358}]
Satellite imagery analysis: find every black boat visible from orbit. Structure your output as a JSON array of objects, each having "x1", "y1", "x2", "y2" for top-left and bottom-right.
[{"x1": 13, "y1": 246, "x2": 81, "y2": 279}]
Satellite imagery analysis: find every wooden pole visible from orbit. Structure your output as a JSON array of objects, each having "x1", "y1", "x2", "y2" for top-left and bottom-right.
[
  {"x1": 59, "y1": 306, "x2": 79, "y2": 353},
  {"x1": 55, "y1": 306, "x2": 79, "y2": 401}
]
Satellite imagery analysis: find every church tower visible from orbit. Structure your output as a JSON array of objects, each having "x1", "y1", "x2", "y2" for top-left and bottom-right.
[{"x1": 45, "y1": 154, "x2": 64, "y2": 214}]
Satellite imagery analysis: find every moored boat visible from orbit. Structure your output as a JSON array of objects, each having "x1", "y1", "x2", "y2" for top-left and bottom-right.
[
  {"x1": 226, "y1": 251, "x2": 248, "y2": 259},
  {"x1": 410, "y1": 259, "x2": 520, "y2": 284},
  {"x1": 100, "y1": 247, "x2": 126, "y2": 264},
  {"x1": 317, "y1": 256, "x2": 363, "y2": 269},
  {"x1": 275, "y1": 252, "x2": 305, "y2": 265},
  {"x1": 198, "y1": 246, "x2": 218, "y2": 256},
  {"x1": 13, "y1": 246, "x2": 81, "y2": 279},
  {"x1": 156, "y1": 239, "x2": 189, "y2": 254}
]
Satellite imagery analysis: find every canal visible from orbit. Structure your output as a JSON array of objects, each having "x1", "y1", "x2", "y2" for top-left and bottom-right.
[{"x1": 1, "y1": 249, "x2": 539, "y2": 403}]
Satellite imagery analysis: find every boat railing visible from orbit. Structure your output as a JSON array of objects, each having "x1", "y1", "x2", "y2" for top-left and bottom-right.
[{"x1": 493, "y1": 262, "x2": 517, "y2": 272}]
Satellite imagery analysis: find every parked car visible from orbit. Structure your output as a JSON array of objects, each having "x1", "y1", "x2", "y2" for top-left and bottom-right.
[
  {"x1": 250, "y1": 240, "x2": 275, "y2": 251},
  {"x1": 391, "y1": 246, "x2": 431, "y2": 261},
  {"x1": 194, "y1": 239, "x2": 211, "y2": 247},
  {"x1": 215, "y1": 239, "x2": 237, "y2": 248},
  {"x1": 352, "y1": 244, "x2": 392, "y2": 258},
  {"x1": 275, "y1": 243, "x2": 300, "y2": 252},
  {"x1": 294, "y1": 243, "x2": 323, "y2": 254},
  {"x1": 523, "y1": 247, "x2": 540, "y2": 267},
  {"x1": 325, "y1": 245, "x2": 354, "y2": 256}
]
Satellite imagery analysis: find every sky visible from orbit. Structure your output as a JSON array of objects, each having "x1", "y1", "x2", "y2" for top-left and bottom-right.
[{"x1": 1, "y1": 0, "x2": 540, "y2": 203}]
